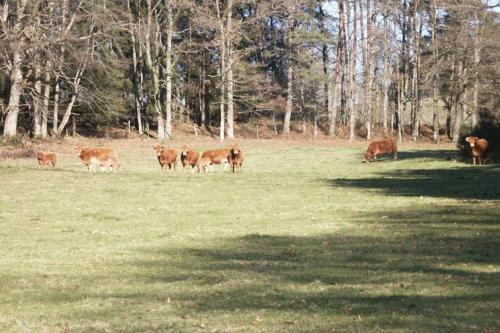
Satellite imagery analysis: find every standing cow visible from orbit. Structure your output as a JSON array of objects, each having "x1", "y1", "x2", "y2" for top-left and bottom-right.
[
  {"x1": 180, "y1": 145, "x2": 200, "y2": 173},
  {"x1": 465, "y1": 136, "x2": 489, "y2": 165},
  {"x1": 201, "y1": 148, "x2": 231, "y2": 172},
  {"x1": 76, "y1": 147, "x2": 114, "y2": 172},
  {"x1": 36, "y1": 152, "x2": 57, "y2": 169},
  {"x1": 228, "y1": 144, "x2": 244, "y2": 172},
  {"x1": 154, "y1": 145, "x2": 178, "y2": 173}
]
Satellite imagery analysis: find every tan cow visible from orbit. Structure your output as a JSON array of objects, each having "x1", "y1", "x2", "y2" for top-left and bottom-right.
[
  {"x1": 465, "y1": 136, "x2": 489, "y2": 165},
  {"x1": 201, "y1": 148, "x2": 230, "y2": 172},
  {"x1": 76, "y1": 147, "x2": 114, "y2": 172},
  {"x1": 153, "y1": 145, "x2": 178, "y2": 173},
  {"x1": 365, "y1": 138, "x2": 398, "y2": 162},
  {"x1": 36, "y1": 152, "x2": 57, "y2": 169},
  {"x1": 228, "y1": 144, "x2": 244, "y2": 172},
  {"x1": 180, "y1": 145, "x2": 200, "y2": 173}
]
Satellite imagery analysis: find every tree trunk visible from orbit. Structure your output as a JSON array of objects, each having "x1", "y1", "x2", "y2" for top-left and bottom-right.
[
  {"x1": 145, "y1": 0, "x2": 164, "y2": 140},
  {"x1": 127, "y1": 0, "x2": 143, "y2": 135},
  {"x1": 382, "y1": 0, "x2": 389, "y2": 133},
  {"x1": 42, "y1": 67, "x2": 50, "y2": 138},
  {"x1": 33, "y1": 64, "x2": 42, "y2": 136},
  {"x1": 411, "y1": 0, "x2": 421, "y2": 142},
  {"x1": 219, "y1": 51, "x2": 226, "y2": 141},
  {"x1": 226, "y1": 0, "x2": 234, "y2": 139},
  {"x1": 57, "y1": 62, "x2": 86, "y2": 135},
  {"x1": 348, "y1": 0, "x2": 357, "y2": 142},
  {"x1": 431, "y1": 0, "x2": 439, "y2": 143},
  {"x1": 53, "y1": 76, "x2": 59, "y2": 135},
  {"x1": 471, "y1": 11, "x2": 482, "y2": 128},
  {"x1": 284, "y1": 60, "x2": 293, "y2": 136},
  {"x1": 319, "y1": 4, "x2": 335, "y2": 136},
  {"x1": 3, "y1": 49, "x2": 24, "y2": 137},
  {"x1": 330, "y1": 55, "x2": 341, "y2": 137},
  {"x1": 396, "y1": 54, "x2": 403, "y2": 142},
  {"x1": 164, "y1": 2, "x2": 173, "y2": 139},
  {"x1": 283, "y1": 15, "x2": 294, "y2": 136},
  {"x1": 216, "y1": 0, "x2": 226, "y2": 141},
  {"x1": 339, "y1": 0, "x2": 348, "y2": 126}
]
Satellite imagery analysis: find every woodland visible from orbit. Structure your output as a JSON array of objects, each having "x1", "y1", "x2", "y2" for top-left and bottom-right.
[{"x1": 0, "y1": 0, "x2": 498, "y2": 144}]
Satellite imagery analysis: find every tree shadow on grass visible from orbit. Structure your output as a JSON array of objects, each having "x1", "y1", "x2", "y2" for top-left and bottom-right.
[
  {"x1": 126, "y1": 204, "x2": 500, "y2": 332},
  {"x1": 327, "y1": 165, "x2": 500, "y2": 200},
  {"x1": 356, "y1": 149, "x2": 457, "y2": 163},
  {"x1": 396, "y1": 149, "x2": 457, "y2": 161},
  {"x1": 4, "y1": 204, "x2": 498, "y2": 332}
]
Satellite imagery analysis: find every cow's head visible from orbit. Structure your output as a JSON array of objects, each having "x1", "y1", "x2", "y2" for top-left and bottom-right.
[
  {"x1": 231, "y1": 144, "x2": 241, "y2": 156},
  {"x1": 465, "y1": 136, "x2": 479, "y2": 147},
  {"x1": 181, "y1": 145, "x2": 189, "y2": 156},
  {"x1": 153, "y1": 145, "x2": 164, "y2": 156},
  {"x1": 74, "y1": 147, "x2": 85, "y2": 157},
  {"x1": 365, "y1": 152, "x2": 373, "y2": 162},
  {"x1": 36, "y1": 152, "x2": 43, "y2": 160}
]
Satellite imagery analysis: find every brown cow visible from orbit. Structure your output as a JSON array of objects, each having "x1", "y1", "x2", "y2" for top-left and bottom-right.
[
  {"x1": 153, "y1": 145, "x2": 178, "y2": 173},
  {"x1": 465, "y1": 136, "x2": 489, "y2": 165},
  {"x1": 76, "y1": 147, "x2": 114, "y2": 172},
  {"x1": 180, "y1": 145, "x2": 200, "y2": 173},
  {"x1": 365, "y1": 138, "x2": 398, "y2": 162},
  {"x1": 197, "y1": 156, "x2": 213, "y2": 173},
  {"x1": 201, "y1": 148, "x2": 230, "y2": 172},
  {"x1": 228, "y1": 143, "x2": 244, "y2": 172},
  {"x1": 36, "y1": 152, "x2": 57, "y2": 169},
  {"x1": 99, "y1": 156, "x2": 121, "y2": 173}
]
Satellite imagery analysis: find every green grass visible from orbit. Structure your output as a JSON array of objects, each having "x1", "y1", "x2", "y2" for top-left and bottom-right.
[{"x1": 0, "y1": 141, "x2": 499, "y2": 332}]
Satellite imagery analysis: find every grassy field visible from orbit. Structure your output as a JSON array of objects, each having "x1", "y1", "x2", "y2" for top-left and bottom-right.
[{"x1": 0, "y1": 139, "x2": 499, "y2": 332}]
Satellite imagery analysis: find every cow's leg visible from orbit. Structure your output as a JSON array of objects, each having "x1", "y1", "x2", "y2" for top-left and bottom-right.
[
  {"x1": 473, "y1": 157, "x2": 476, "y2": 165},
  {"x1": 394, "y1": 151, "x2": 398, "y2": 160},
  {"x1": 223, "y1": 160, "x2": 229, "y2": 171}
]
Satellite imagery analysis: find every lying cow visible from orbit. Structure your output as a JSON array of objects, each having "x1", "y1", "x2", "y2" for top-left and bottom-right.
[
  {"x1": 180, "y1": 145, "x2": 200, "y2": 173},
  {"x1": 76, "y1": 147, "x2": 114, "y2": 172},
  {"x1": 153, "y1": 145, "x2": 178, "y2": 173},
  {"x1": 228, "y1": 144, "x2": 244, "y2": 173},
  {"x1": 365, "y1": 138, "x2": 398, "y2": 162},
  {"x1": 465, "y1": 136, "x2": 489, "y2": 165},
  {"x1": 36, "y1": 152, "x2": 57, "y2": 169},
  {"x1": 201, "y1": 148, "x2": 230, "y2": 172}
]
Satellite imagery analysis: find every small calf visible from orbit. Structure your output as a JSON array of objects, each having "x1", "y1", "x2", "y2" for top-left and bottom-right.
[
  {"x1": 197, "y1": 157, "x2": 213, "y2": 173},
  {"x1": 365, "y1": 138, "x2": 398, "y2": 162},
  {"x1": 180, "y1": 145, "x2": 200, "y2": 173},
  {"x1": 153, "y1": 145, "x2": 178, "y2": 173},
  {"x1": 228, "y1": 144, "x2": 244, "y2": 172},
  {"x1": 465, "y1": 136, "x2": 489, "y2": 165},
  {"x1": 36, "y1": 152, "x2": 57, "y2": 169},
  {"x1": 99, "y1": 156, "x2": 120, "y2": 173}
]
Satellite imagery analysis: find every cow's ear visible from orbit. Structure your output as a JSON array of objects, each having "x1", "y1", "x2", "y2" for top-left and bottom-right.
[{"x1": 465, "y1": 137, "x2": 470, "y2": 142}]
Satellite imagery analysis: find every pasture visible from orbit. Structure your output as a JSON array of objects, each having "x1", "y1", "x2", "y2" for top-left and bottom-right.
[{"x1": 0, "y1": 139, "x2": 499, "y2": 332}]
